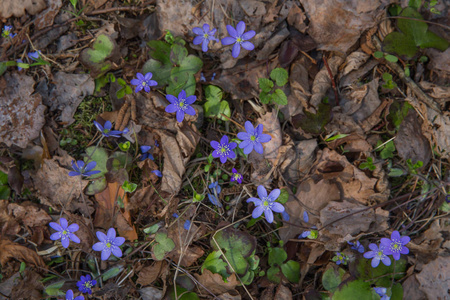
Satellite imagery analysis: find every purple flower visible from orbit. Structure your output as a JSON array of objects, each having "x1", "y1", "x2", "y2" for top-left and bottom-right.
[
  {"x1": 2, "y1": 25, "x2": 16, "y2": 38},
  {"x1": 221, "y1": 21, "x2": 255, "y2": 58},
  {"x1": 364, "y1": 243, "x2": 391, "y2": 268},
  {"x1": 17, "y1": 59, "x2": 24, "y2": 71},
  {"x1": 94, "y1": 120, "x2": 128, "y2": 138},
  {"x1": 49, "y1": 218, "x2": 80, "y2": 248},
  {"x1": 152, "y1": 170, "x2": 162, "y2": 177},
  {"x1": 299, "y1": 211, "x2": 318, "y2": 239},
  {"x1": 68, "y1": 160, "x2": 101, "y2": 177},
  {"x1": 184, "y1": 220, "x2": 191, "y2": 230},
  {"x1": 247, "y1": 185, "x2": 284, "y2": 223},
  {"x1": 208, "y1": 193, "x2": 222, "y2": 207},
  {"x1": 211, "y1": 135, "x2": 237, "y2": 164},
  {"x1": 237, "y1": 121, "x2": 272, "y2": 155},
  {"x1": 348, "y1": 240, "x2": 365, "y2": 253},
  {"x1": 193, "y1": 23, "x2": 219, "y2": 52},
  {"x1": 165, "y1": 90, "x2": 197, "y2": 123},
  {"x1": 208, "y1": 181, "x2": 222, "y2": 207},
  {"x1": 173, "y1": 213, "x2": 179, "y2": 218},
  {"x1": 334, "y1": 252, "x2": 348, "y2": 265},
  {"x1": 28, "y1": 50, "x2": 41, "y2": 61},
  {"x1": 63, "y1": 289, "x2": 84, "y2": 300},
  {"x1": 76, "y1": 275, "x2": 96, "y2": 295},
  {"x1": 231, "y1": 168, "x2": 243, "y2": 184},
  {"x1": 380, "y1": 230, "x2": 410, "y2": 260},
  {"x1": 281, "y1": 211, "x2": 290, "y2": 221},
  {"x1": 92, "y1": 228, "x2": 125, "y2": 260},
  {"x1": 140, "y1": 145, "x2": 154, "y2": 161},
  {"x1": 130, "y1": 72, "x2": 157, "y2": 93},
  {"x1": 373, "y1": 287, "x2": 390, "y2": 300},
  {"x1": 155, "y1": 140, "x2": 159, "y2": 147}
]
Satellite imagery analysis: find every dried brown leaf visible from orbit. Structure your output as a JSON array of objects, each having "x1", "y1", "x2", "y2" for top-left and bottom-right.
[
  {"x1": 0, "y1": 0, "x2": 46, "y2": 18},
  {"x1": 258, "y1": 110, "x2": 282, "y2": 162},
  {"x1": 0, "y1": 73, "x2": 46, "y2": 148},
  {"x1": 34, "y1": 0, "x2": 63, "y2": 31},
  {"x1": 0, "y1": 238, "x2": 45, "y2": 268},
  {"x1": 310, "y1": 56, "x2": 344, "y2": 110},
  {"x1": 10, "y1": 269, "x2": 43, "y2": 300},
  {"x1": 0, "y1": 200, "x2": 20, "y2": 236},
  {"x1": 274, "y1": 284, "x2": 293, "y2": 300},
  {"x1": 137, "y1": 261, "x2": 168, "y2": 286},
  {"x1": 195, "y1": 269, "x2": 239, "y2": 295},
  {"x1": 8, "y1": 202, "x2": 51, "y2": 228},
  {"x1": 415, "y1": 256, "x2": 450, "y2": 299}
]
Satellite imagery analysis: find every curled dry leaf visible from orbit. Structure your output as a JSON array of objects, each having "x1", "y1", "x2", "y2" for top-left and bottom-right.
[
  {"x1": 10, "y1": 269, "x2": 43, "y2": 300},
  {"x1": 0, "y1": 238, "x2": 46, "y2": 268},
  {"x1": 0, "y1": 200, "x2": 20, "y2": 236},
  {"x1": 0, "y1": 73, "x2": 46, "y2": 148},
  {"x1": 137, "y1": 261, "x2": 168, "y2": 286},
  {"x1": 310, "y1": 56, "x2": 344, "y2": 110},
  {"x1": 341, "y1": 79, "x2": 381, "y2": 122},
  {"x1": 0, "y1": 0, "x2": 46, "y2": 18},
  {"x1": 34, "y1": 0, "x2": 63, "y2": 31},
  {"x1": 415, "y1": 256, "x2": 450, "y2": 299},
  {"x1": 339, "y1": 51, "x2": 371, "y2": 78},
  {"x1": 194, "y1": 269, "x2": 239, "y2": 295},
  {"x1": 7, "y1": 202, "x2": 51, "y2": 228}
]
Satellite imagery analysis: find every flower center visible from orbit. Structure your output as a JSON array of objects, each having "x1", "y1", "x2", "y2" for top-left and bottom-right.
[
  {"x1": 178, "y1": 100, "x2": 186, "y2": 110},
  {"x1": 236, "y1": 37, "x2": 243, "y2": 43},
  {"x1": 377, "y1": 250, "x2": 383, "y2": 257},
  {"x1": 203, "y1": 33, "x2": 209, "y2": 38},
  {"x1": 142, "y1": 81, "x2": 147, "y2": 86},
  {"x1": 263, "y1": 200, "x2": 269, "y2": 207},
  {"x1": 104, "y1": 128, "x2": 110, "y2": 134},
  {"x1": 62, "y1": 230, "x2": 67, "y2": 235},
  {"x1": 106, "y1": 242, "x2": 111, "y2": 248},
  {"x1": 84, "y1": 282, "x2": 92, "y2": 288},
  {"x1": 250, "y1": 135, "x2": 256, "y2": 141},
  {"x1": 219, "y1": 145, "x2": 229, "y2": 155}
]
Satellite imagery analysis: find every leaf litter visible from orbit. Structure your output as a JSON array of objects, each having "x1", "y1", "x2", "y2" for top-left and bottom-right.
[{"x1": 0, "y1": 0, "x2": 449, "y2": 299}]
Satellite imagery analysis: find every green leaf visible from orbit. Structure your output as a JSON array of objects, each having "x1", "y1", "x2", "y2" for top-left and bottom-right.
[
  {"x1": 277, "y1": 189, "x2": 289, "y2": 204},
  {"x1": 383, "y1": 7, "x2": 449, "y2": 59},
  {"x1": 332, "y1": 279, "x2": 372, "y2": 300},
  {"x1": 258, "y1": 78, "x2": 274, "y2": 93},
  {"x1": 268, "y1": 247, "x2": 287, "y2": 266},
  {"x1": 180, "y1": 55, "x2": 203, "y2": 75},
  {"x1": 373, "y1": 51, "x2": 384, "y2": 58},
  {"x1": 388, "y1": 168, "x2": 404, "y2": 177},
  {"x1": 205, "y1": 85, "x2": 223, "y2": 103},
  {"x1": 118, "y1": 141, "x2": 131, "y2": 151},
  {"x1": 204, "y1": 95, "x2": 231, "y2": 120},
  {"x1": 270, "y1": 68, "x2": 289, "y2": 86},
  {"x1": 379, "y1": 140, "x2": 395, "y2": 159},
  {"x1": 170, "y1": 44, "x2": 188, "y2": 66},
  {"x1": 85, "y1": 177, "x2": 107, "y2": 195},
  {"x1": 44, "y1": 281, "x2": 65, "y2": 296},
  {"x1": 201, "y1": 251, "x2": 230, "y2": 279},
  {"x1": 272, "y1": 89, "x2": 288, "y2": 105},
  {"x1": 0, "y1": 186, "x2": 10, "y2": 200},
  {"x1": 144, "y1": 223, "x2": 160, "y2": 234},
  {"x1": 85, "y1": 34, "x2": 115, "y2": 63},
  {"x1": 147, "y1": 40, "x2": 171, "y2": 65},
  {"x1": 259, "y1": 91, "x2": 272, "y2": 104},
  {"x1": 153, "y1": 232, "x2": 175, "y2": 260},
  {"x1": 102, "y1": 265, "x2": 124, "y2": 281},
  {"x1": 122, "y1": 180, "x2": 137, "y2": 193},
  {"x1": 391, "y1": 283, "x2": 404, "y2": 300},
  {"x1": 0, "y1": 62, "x2": 7, "y2": 76},
  {"x1": 325, "y1": 134, "x2": 349, "y2": 142},
  {"x1": 322, "y1": 267, "x2": 346, "y2": 292},
  {"x1": 267, "y1": 266, "x2": 281, "y2": 283},
  {"x1": 408, "y1": 0, "x2": 422, "y2": 10},
  {"x1": 382, "y1": 73, "x2": 393, "y2": 82},
  {"x1": 116, "y1": 88, "x2": 125, "y2": 99},
  {"x1": 170, "y1": 66, "x2": 190, "y2": 89},
  {"x1": 142, "y1": 58, "x2": 172, "y2": 86},
  {"x1": 280, "y1": 260, "x2": 300, "y2": 283},
  {"x1": 0, "y1": 171, "x2": 8, "y2": 185}
]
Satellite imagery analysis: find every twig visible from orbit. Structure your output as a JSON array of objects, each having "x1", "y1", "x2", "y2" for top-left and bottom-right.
[
  {"x1": 323, "y1": 55, "x2": 339, "y2": 106},
  {"x1": 85, "y1": 1, "x2": 156, "y2": 16}
]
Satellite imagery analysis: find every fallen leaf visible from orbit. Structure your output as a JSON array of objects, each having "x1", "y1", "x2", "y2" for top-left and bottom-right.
[
  {"x1": 0, "y1": 272, "x2": 20, "y2": 299},
  {"x1": 195, "y1": 269, "x2": 239, "y2": 295},
  {"x1": 342, "y1": 79, "x2": 381, "y2": 122},
  {"x1": 258, "y1": 110, "x2": 282, "y2": 162},
  {"x1": 34, "y1": 0, "x2": 63, "y2": 31},
  {"x1": 287, "y1": 3, "x2": 307, "y2": 33},
  {"x1": 0, "y1": 200, "x2": 20, "y2": 236},
  {"x1": 339, "y1": 51, "x2": 371, "y2": 78},
  {"x1": 0, "y1": 73, "x2": 46, "y2": 148},
  {"x1": 0, "y1": 0, "x2": 46, "y2": 18},
  {"x1": 280, "y1": 139, "x2": 317, "y2": 184},
  {"x1": 274, "y1": 284, "x2": 293, "y2": 300},
  {"x1": 9, "y1": 269, "x2": 43, "y2": 300},
  {"x1": 310, "y1": 56, "x2": 344, "y2": 110},
  {"x1": 137, "y1": 261, "x2": 168, "y2": 286},
  {"x1": 256, "y1": 25, "x2": 290, "y2": 61},
  {"x1": 139, "y1": 286, "x2": 164, "y2": 300},
  {"x1": 415, "y1": 256, "x2": 450, "y2": 299},
  {"x1": 8, "y1": 202, "x2": 51, "y2": 228},
  {"x1": 402, "y1": 275, "x2": 428, "y2": 300},
  {"x1": 0, "y1": 238, "x2": 46, "y2": 268}
]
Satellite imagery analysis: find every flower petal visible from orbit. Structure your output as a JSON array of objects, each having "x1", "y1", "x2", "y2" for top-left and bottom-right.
[
  {"x1": 244, "y1": 121, "x2": 254, "y2": 134},
  {"x1": 101, "y1": 248, "x2": 112, "y2": 260},
  {"x1": 113, "y1": 237, "x2": 125, "y2": 246},
  {"x1": 239, "y1": 139, "x2": 250, "y2": 149},
  {"x1": 141, "y1": 145, "x2": 151, "y2": 153},
  {"x1": 165, "y1": 104, "x2": 178, "y2": 113},
  {"x1": 178, "y1": 90, "x2": 187, "y2": 100},
  {"x1": 242, "y1": 30, "x2": 256, "y2": 40},
  {"x1": 400, "y1": 236, "x2": 410, "y2": 245},
  {"x1": 96, "y1": 231, "x2": 107, "y2": 242},
  {"x1": 268, "y1": 189, "x2": 281, "y2": 201},
  {"x1": 111, "y1": 245, "x2": 123, "y2": 258},
  {"x1": 201, "y1": 39, "x2": 209, "y2": 52},
  {"x1": 243, "y1": 144, "x2": 253, "y2": 155},
  {"x1": 254, "y1": 142, "x2": 264, "y2": 154},
  {"x1": 210, "y1": 140, "x2": 220, "y2": 150},
  {"x1": 382, "y1": 256, "x2": 392, "y2": 266},
  {"x1": 371, "y1": 257, "x2": 380, "y2": 268},
  {"x1": 252, "y1": 206, "x2": 264, "y2": 219},
  {"x1": 67, "y1": 223, "x2": 79, "y2": 232},
  {"x1": 228, "y1": 142, "x2": 237, "y2": 150},
  {"x1": 212, "y1": 150, "x2": 220, "y2": 158},
  {"x1": 192, "y1": 27, "x2": 203, "y2": 35},
  {"x1": 49, "y1": 222, "x2": 63, "y2": 232},
  {"x1": 92, "y1": 242, "x2": 104, "y2": 251},
  {"x1": 237, "y1": 132, "x2": 249, "y2": 141},
  {"x1": 107, "y1": 228, "x2": 116, "y2": 240},
  {"x1": 368, "y1": 243, "x2": 378, "y2": 251},
  {"x1": 144, "y1": 72, "x2": 153, "y2": 80},
  {"x1": 149, "y1": 80, "x2": 158, "y2": 86},
  {"x1": 236, "y1": 21, "x2": 246, "y2": 36},
  {"x1": 258, "y1": 134, "x2": 272, "y2": 143},
  {"x1": 60, "y1": 218, "x2": 68, "y2": 229},
  {"x1": 84, "y1": 161, "x2": 97, "y2": 172},
  {"x1": 69, "y1": 233, "x2": 80, "y2": 243},
  {"x1": 50, "y1": 232, "x2": 62, "y2": 241},
  {"x1": 221, "y1": 36, "x2": 236, "y2": 46},
  {"x1": 264, "y1": 209, "x2": 274, "y2": 223},
  {"x1": 271, "y1": 202, "x2": 284, "y2": 213},
  {"x1": 231, "y1": 43, "x2": 241, "y2": 58},
  {"x1": 226, "y1": 25, "x2": 237, "y2": 38},
  {"x1": 391, "y1": 231, "x2": 401, "y2": 241},
  {"x1": 104, "y1": 121, "x2": 112, "y2": 130},
  {"x1": 166, "y1": 94, "x2": 178, "y2": 104},
  {"x1": 176, "y1": 110, "x2": 185, "y2": 122},
  {"x1": 247, "y1": 197, "x2": 261, "y2": 205},
  {"x1": 185, "y1": 95, "x2": 197, "y2": 104},
  {"x1": 202, "y1": 23, "x2": 210, "y2": 32},
  {"x1": 241, "y1": 41, "x2": 254, "y2": 51},
  {"x1": 227, "y1": 151, "x2": 236, "y2": 159},
  {"x1": 61, "y1": 237, "x2": 70, "y2": 248},
  {"x1": 219, "y1": 155, "x2": 227, "y2": 164},
  {"x1": 136, "y1": 73, "x2": 144, "y2": 80},
  {"x1": 84, "y1": 170, "x2": 101, "y2": 176},
  {"x1": 257, "y1": 185, "x2": 267, "y2": 199},
  {"x1": 130, "y1": 79, "x2": 141, "y2": 86},
  {"x1": 400, "y1": 246, "x2": 409, "y2": 255},
  {"x1": 392, "y1": 252, "x2": 401, "y2": 260},
  {"x1": 185, "y1": 106, "x2": 196, "y2": 116}
]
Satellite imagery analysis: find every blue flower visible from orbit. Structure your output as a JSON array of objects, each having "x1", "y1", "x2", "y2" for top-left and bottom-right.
[
  {"x1": 28, "y1": 50, "x2": 41, "y2": 61},
  {"x1": 211, "y1": 135, "x2": 237, "y2": 164},
  {"x1": 76, "y1": 275, "x2": 97, "y2": 295},
  {"x1": 298, "y1": 211, "x2": 318, "y2": 239},
  {"x1": 208, "y1": 181, "x2": 221, "y2": 194},
  {"x1": 17, "y1": 59, "x2": 24, "y2": 71},
  {"x1": 348, "y1": 240, "x2": 365, "y2": 253},
  {"x1": 208, "y1": 181, "x2": 222, "y2": 207},
  {"x1": 237, "y1": 121, "x2": 272, "y2": 155},
  {"x1": 193, "y1": 23, "x2": 219, "y2": 52},
  {"x1": 363, "y1": 243, "x2": 391, "y2": 268},
  {"x1": 165, "y1": 90, "x2": 197, "y2": 123},
  {"x1": 140, "y1": 146, "x2": 154, "y2": 161},
  {"x1": 94, "y1": 120, "x2": 128, "y2": 138},
  {"x1": 247, "y1": 185, "x2": 284, "y2": 223},
  {"x1": 281, "y1": 211, "x2": 290, "y2": 221},
  {"x1": 221, "y1": 21, "x2": 255, "y2": 58},
  {"x1": 380, "y1": 230, "x2": 410, "y2": 261},
  {"x1": 68, "y1": 160, "x2": 101, "y2": 177},
  {"x1": 49, "y1": 218, "x2": 80, "y2": 248},
  {"x1": 173, "y1": 213, "x2": 179, "y2": 218},
  {"x1": 2, "y1": 25, "x2": 16, "y2": 38},
  {"x1": 373, "y1": 287, "x2": 390, "y2": 300},
  {"x1": 184, "y1": 220, "x2": 191, "y2": 230},
  {"x1": 231, "y1": 168, "x2": 243, "y2": 184},
  {"x1": 64, "y1": 289, "x2": 84, "y2": 300},
  {"x1": 152, "y1": 170, "x2": 162, "y2": 177},
  {"x1": 92, "y1": 228, "x2": 125, "y2": 260},
  {"x1": 208, "y1": 193, "x2": 222, "y2": 207},
  {"x1": 154, "y1": 140, "x2": 159, "y2": 147},
  {"x1": 334, "y1": 252, "x2": 348, "y2": 265},
  {"x1": 130, "y1": 72, "x2": 157, "y2": 93}
]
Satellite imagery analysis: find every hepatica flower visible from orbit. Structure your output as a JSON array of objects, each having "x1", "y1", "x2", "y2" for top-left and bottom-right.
[
  {"x1": 130, "y1": 72, "x2": 157, "y2": 93},
  {"x1": 211, "y1": 135, "x2": 237, "y2": 164},
  {"x1": 221, "y1": 21, "x2": 255, "y2": 58},
  {"x1": 247, "y1": 185, "x2": 284, "y2": 223},
  {"x1": 237, "y1": 121, "x2": 271, "y2": 155},
  {"x1": 193, "y1": 23, "x2": 219, "y2": 52},
  {"x1": 140, "y1": 145, "x2": 154, "y2": 161},
  {"x1": 49, "y1": 218, "x2": 80, "y2": 248},
  {"x1": 92, "y1": 228, "x2": 125, "y2": 260},
  {"x1": 165, "y1": 90, "x2": 197, "y2": 123},
  {"x1": 373, "y1": 287, "x2": 390, "y2": 300},
  {"x1": 69, "y1": 160, "x2": 101, "y2": 177},
  {"x1": 231, "y1": 168, "x2": 243, "y2": 184},
  {"x1": 152, "y1": 170, "x2": 162, "y2": 177},
  {"x1": 64, "y1": 289, "x2": 84, "y2": 300},
  {"x1": 364, "y1": 243, "x2": 391, "y2": 268},
  {"x1": 76, "y1": 275, "x2": 96, "y2": 295},
  {"x1": 380, "y1": 230, "x2": 410, "y2": 260},
  {"x1": 94, "y1": 120, "x2": 128, "y2": 138},
  {"x1": 2, "y1": 25, "x2": 16, "y2": 38},
  {"x1": 299, "y1": 211, "x2": 318, "y2": 239},
  {"x1": 208, "y1": 181, "x2": 222, "y2": 207},
  {"x1": 348, "y1": 240, "x2": 365, "y2": 253},
  {"x1": 333, "y1": 252, "x2": 349, "y2": 265},
  {"x1": 28, "y1": 50, "x2": 41, "y2": 61}
]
